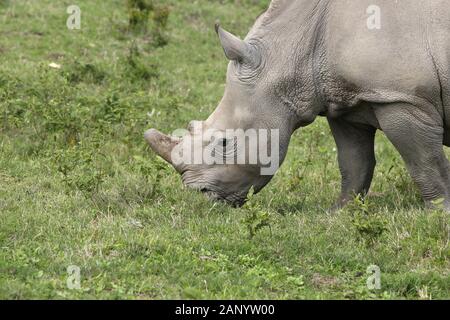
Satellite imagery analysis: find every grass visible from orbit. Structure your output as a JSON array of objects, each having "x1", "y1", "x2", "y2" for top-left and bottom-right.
[{"x1": 0, "y1": 0, "x2": 449, "y2": 299}]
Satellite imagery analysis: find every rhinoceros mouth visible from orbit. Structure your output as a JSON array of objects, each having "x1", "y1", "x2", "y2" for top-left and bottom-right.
[
  {"x1": 203, "y1": 190, "x2": 246, "y2": 207},
  {"x1": 184, "y1": 182, "x2": 246, "y2": 207}
]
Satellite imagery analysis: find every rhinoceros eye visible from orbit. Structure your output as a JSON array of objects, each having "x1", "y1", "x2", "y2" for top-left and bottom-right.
[
  {"x1": 209, "y1": 137, "x2": 236, "y2": 162},
  {"x1": 220, "y1": 138, "x2": 228, "y2": 149},
  {"x1": 219, "y1": 138, "x2": 236, "y2": 153},
  {"x1": 212, "y1": 138, "x2": 229, "y2": 156}
]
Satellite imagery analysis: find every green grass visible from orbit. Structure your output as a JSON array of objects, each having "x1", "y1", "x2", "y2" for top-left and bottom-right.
[{"x1": 0, "y1": 0, "x2": 449, "y2": 299}]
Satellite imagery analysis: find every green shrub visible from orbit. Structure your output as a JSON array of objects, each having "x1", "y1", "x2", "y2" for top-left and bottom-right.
[
  {"x1": 127, "y1": 0, "x2": 154, "y2": 33},
  {"x1": 94, "y1": 93, "x2": 127, "y2": 127},
  {"x1": 124, "y1": 42, "x2": 159, "y2": 81},
  {"x1": 64, "y1": 61, "x2": 107, "y2": 85},
  {"x1": 151, "y1": 4, "x2": 170, "y2": 47},
  {"x1": 346, "y1": 195, "x2": 388, "y2": 246},
  {"x1": 126, "y1": 0, "x2": 170, "y2": 47},
  {"x1": 53, "y1": 146, "x2": 105, "y2": 194}
]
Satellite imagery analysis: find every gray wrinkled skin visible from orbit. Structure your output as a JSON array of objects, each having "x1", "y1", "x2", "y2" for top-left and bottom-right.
[{"x1": 146, "y1": 0, "x2": 450, "y2": 211}]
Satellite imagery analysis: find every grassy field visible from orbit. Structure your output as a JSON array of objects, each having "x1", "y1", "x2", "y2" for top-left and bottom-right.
[{"x1": 0, "y1": 0, "x2": 449, "y2": 299}]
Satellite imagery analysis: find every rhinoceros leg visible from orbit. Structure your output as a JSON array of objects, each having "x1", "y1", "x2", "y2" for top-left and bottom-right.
[
  {"x1": 374, "y1": 103, "x2": 450, "y2": 212},
  {"x1": 327, "y1": 118, "x2": 376, "y2": 210}
]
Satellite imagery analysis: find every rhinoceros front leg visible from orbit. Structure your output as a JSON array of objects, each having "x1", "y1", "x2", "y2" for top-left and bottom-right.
[
  {"x1": 374, "y1": 103, "x2": 450, "y2": 212},
  {"x1": 327, "y1": 118, "x2": 376, "y2": 210}
]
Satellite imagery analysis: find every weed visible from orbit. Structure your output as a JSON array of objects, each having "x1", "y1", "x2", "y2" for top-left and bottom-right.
[
  {"x1": 127, "y1": 0, "x2": 154, "y2": 33},
  {"x1": 95, "y1": 93, "x2": 127, "y2": 126},
  {"x1": 124, "y1": 42, "x2": 159, "y2": 81},
  {"x1": 242, "y1": 188, "x2": 274, "y2": 238},
  {"x1": 53, "y1": 146, "x2": 105, "y2": 195},
  {"x1": 150, "y1": 5, "x2": 170, "y2": 47},
  {"x1": 346, "y1": 195, "x2": 388, "y2": 246},
  {"x1": 132, "y1": 154, "x2": 168, "y2": 200},
  {"x1": 64, "y1": 61, "x2": 107, "y2": 85},
  {"x1": 126, "y1": 0, "x2": 170, "y2": 47}
]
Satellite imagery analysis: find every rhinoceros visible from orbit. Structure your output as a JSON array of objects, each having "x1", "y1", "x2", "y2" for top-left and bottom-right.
[{"x1": 145, "y1": 0, "x2": 450, "y2": 211}]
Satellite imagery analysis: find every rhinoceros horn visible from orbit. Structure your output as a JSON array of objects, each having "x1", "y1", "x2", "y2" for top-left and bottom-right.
[
  {"x1": 215, "y1": 24, "x2": 259, "y2": 66},
  {"x1": 144, "y1": 129, "x2": 180, "y2": 168}
]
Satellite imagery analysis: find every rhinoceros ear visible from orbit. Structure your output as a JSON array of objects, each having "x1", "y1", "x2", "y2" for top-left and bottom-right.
[{"x1": 215, "y1": 24, "x2": 258, "y2": 65}]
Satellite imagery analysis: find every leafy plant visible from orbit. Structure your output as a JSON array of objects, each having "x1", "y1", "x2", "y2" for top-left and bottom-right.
[
  {"x1": 126, "y1": 0, "x2": 170, "y2": 46},
  {"x1": 41, "y1": 100, "x2": 88, "y2": 147},
  {"x1": 95, "y1": 93, "x2": 127, "y2": 126},
  {"x1": 151, "y1": 4, "x2": 170, "y2": 47},
  {"x1": 124, "y1": 42, "x2": 159, "y2": 81},
  {"x1": 53, "y1": 146, "x2": 105, "y2": 194},
  {"x1": 242, "y1": 188, "x2": 273, "y2": 238},
  {"x1": 64, "y1": 61, "x2": 107, "y2": 85},
  {"x1": 132, "y1": 154, "x2": 169, "y2": 200},
  {"x1": 127, "y1": 0, "x2": 154, "y2": 33},
  {"x1": 346, "y1": 195, "x2": 387, "y2": 246}
]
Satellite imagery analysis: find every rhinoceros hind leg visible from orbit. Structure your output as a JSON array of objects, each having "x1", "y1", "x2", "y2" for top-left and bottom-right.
[
  {"x1": 327, "y1": 118, "x2": 376, "y2": 211},
  {"x1": 374, "y1": 103, "x2": 450, "y2": 212}
]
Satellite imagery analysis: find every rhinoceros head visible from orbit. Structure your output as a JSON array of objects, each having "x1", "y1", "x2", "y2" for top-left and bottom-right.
[{"x1": 145, "y1": 24, "x2": 298, "y2": 206}]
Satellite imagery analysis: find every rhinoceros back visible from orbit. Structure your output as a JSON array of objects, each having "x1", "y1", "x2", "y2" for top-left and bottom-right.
[{"x1": 322, "y1": 0, "x2": 450, "y2": 131}]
